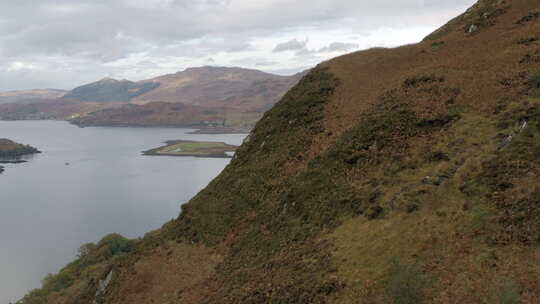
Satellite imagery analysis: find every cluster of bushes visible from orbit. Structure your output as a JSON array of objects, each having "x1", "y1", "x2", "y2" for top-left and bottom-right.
[{"x1": 17, "y1": 234, "x2": 135, "y2": 304}]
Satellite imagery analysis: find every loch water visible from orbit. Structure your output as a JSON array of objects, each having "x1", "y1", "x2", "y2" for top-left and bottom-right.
[{"x1": 0, "y1": 120, "x2": 246, "y2": 303}]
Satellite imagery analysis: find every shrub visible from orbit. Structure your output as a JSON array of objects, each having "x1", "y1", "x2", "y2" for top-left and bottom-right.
[
  {"x1": 527, "y1": 71, "x2": 540, "y2": 97},
  {"x1": 97, "y1": 233, "x2": 135, "y2": 256},
  {"x1": 40, "y1": 271, "x2": 75, "y2": 293},
  {"x1": 494, "y1": 281, "x2": 521, "y2": 304}
]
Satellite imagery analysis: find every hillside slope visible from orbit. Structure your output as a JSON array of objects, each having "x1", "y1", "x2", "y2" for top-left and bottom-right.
[
  {"x1": 62, "y1": 78, "x2": 160, "y2": 103},
  {"x1": 0, "y1": 89, "x2": 66, "y2": 104},
  {"x1": 132, "y1": 67, "x2": 304, "y2": 110},
  {"x1": 0, "y1": 99, "x2": 103, "y2": 121},
  {"x1": 68, "y1": 102, "x2": 234, "y2": 128},
  {"x1": 60, "y1": 67, "x2": 302, "y2": 109},
  {"x1": 0, "y1": 68, "x2": 302, "y2": 131},
  {"x1": 18, "y1": 0, "x2": 540, "y2": 303}
]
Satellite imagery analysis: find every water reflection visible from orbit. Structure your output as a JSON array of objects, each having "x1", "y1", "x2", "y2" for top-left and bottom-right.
[{"x1": 0, "y1": 152, "x2": 39, "y2": 163}]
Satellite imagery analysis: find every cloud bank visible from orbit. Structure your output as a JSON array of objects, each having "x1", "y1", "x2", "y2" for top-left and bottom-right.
[{"x1": 0, "y1": 0, "x2": 475, "y2": 90}]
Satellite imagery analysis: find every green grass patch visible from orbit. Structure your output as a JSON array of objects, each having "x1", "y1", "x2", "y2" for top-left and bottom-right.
[{"x1": 143, "y1": 140, "x2": 238, "y2": 158}]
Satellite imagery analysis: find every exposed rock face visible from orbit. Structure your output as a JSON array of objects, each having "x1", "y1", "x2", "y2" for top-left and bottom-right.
[
  {"x1": 93, "y1": 270, "x2": 113, "y2": 304},
  {"x1": 424, "y1": 0, "x2": 511, "y2": 41},
  {"x1": 468, "y1": 24, "x2": 479, "y2": 33}
]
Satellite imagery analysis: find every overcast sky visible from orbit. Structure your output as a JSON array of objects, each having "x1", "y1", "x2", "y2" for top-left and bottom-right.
[{"x1": 0, "y1": 0, "x2": 476, "y2": 91}]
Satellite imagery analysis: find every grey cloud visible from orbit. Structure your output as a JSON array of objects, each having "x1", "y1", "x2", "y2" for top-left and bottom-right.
[
  {"x1": 135, "y1": 61, "x2": 160, "y2": 69},
  {"x1": 273, "y1": 39, "x2": 308, "y2": 53},
  {"x1": 295, "y1": 47, "x2": 315, "y2": 56},
  {"x1": 255, "y1": 61, "x2": 278, "y2": 67},
  {"x1": 318, "y1": 42, "x2": 359, "y2": 53},
  {"x1": 291, "y1": 42, "x2": 359, "y2": 57},
  {"x1": 1, "y1": 1, "x2": 476, "y2": 57},
  {"x1": 0, "y1": 0, "x2": 476, "y2": 90},
  {"x1": 0, "y1": 56, "x2": 112, "y2": 91},
  {"x1": 227, "y1": 43, "x2": 255, "y2": 53}
]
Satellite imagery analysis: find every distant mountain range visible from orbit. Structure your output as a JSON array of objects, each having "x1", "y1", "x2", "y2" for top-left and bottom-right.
[
  {"x1": 131, "y1": 67, "x2": 303, "y2": 110},
  {"x1": 0, "y1": 66, "x2": 305, "y2": 132}
]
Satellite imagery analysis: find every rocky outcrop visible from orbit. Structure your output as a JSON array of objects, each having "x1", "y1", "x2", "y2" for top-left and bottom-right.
[{"x1": 93, "y1": 270, "x2": 113, "y2": 304}]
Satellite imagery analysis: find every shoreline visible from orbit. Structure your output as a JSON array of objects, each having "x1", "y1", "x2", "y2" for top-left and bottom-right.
[
  {"x1": 142, "y1": 150, "x2": 233, "y2": 159},
  {"x1": 0, "y1": 160, "x2": 28, "y2": 164},
  {"x1": 1, "y1": 118, "x2": 251, "y2": 135},
  {"x1": 69, "y1": 121, "x2": 250, "y2": 134}
]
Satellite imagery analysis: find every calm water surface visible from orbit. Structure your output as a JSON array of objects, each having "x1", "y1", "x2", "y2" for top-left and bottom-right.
[{"x1": 0, "y1": 120, "x2": 246, "y2": 303}]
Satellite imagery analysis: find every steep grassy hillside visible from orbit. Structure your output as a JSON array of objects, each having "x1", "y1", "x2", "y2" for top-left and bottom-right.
[{"x1": 18, "y1": 0, "x2": 540, "y2": 303}]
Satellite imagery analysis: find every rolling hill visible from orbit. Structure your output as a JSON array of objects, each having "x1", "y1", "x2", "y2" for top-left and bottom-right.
[
  {"x1": 0, "y1": 67, "x2": 305, "y2": 131},
  {"x1": 60, "y1": 66, "x2": 303, "y2": 109},
  {"x1": 68, "y1": 67, "x2": 305, "y2": 130},
  {"x1": 0, "y1": 99, "x2": 103, "y2": 121},
  {"x1": 0, "y1": 89, "x2": 66, "y2": 104},
  {"x1": 62, "y1": 78, "x2": 160, "y2": 103},
  {"x1": 132, "y1": 66, "x2": 305, "y2": 110}
]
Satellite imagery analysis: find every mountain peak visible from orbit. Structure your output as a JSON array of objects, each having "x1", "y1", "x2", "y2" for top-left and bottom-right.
[{"x1": 98, "y1": 77, "x2": 120, "y2": 83}]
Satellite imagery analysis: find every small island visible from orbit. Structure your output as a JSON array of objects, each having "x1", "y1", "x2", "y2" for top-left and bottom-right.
[
  {"x1": 143, "y1": 140, "x2": 238, "y2": 158},
  {"x1": 0, "y1": 139, "x2": 40, "y2": 173},
  {"x1": 0, "y1": 138, "x2": 41, "y2": 159}
]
